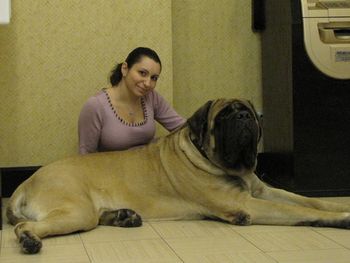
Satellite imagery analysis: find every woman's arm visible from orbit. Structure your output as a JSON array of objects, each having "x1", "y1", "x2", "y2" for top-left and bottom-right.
[
  {"x1": 78, "y1": 96, "x2": 103, "y2": 154},
  {"x1": 152, "y1": 91, "x2": 186, "y2": 131}
]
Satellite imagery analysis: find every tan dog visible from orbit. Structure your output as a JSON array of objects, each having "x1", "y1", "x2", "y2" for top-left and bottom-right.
[{"x1": 7, "y1": 99, "x2": 350, "y2": 254}]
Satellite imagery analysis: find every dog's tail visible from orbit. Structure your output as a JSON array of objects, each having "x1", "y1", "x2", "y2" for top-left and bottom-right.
[{"x1": 6, "y1": 184, "x2": 29, "y2": 225}]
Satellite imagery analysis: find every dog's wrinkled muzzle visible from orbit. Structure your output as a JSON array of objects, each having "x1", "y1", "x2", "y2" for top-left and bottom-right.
[{"x1": 215, "y1": 102, "x2": 259, "y2": 169}]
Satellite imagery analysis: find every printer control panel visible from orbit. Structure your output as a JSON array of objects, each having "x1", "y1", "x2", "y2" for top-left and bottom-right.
[
  {"x1": 302, "y1": 0, "x2": 350, "y2": 17},
  {"x1": 319, "y1": 1, "x2": 350, "y2": 8}
]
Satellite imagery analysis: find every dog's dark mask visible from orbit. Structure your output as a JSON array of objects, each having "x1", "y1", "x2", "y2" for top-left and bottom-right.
[
  {"x1": 187, "y1": 99, "x2": 261, "y2": 171},
  {"x1": 214, "y1": 102, "x2": 260, "y2": 170}
]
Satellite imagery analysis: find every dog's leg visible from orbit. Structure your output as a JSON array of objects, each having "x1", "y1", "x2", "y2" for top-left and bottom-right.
[
  {"x1": 251, "y1": 176, "x2": 350, "y2": 213},
  {"x1": 259, "y1": 186, "x2": 350, "y2": 212},
  {"x1": 14, "y1": 208, "x2": 98, "y2": 254},
  {"x1": 245, "y1": 197, "x2": 350, "y2": 228},
  {"x1": 99, "y1": 209, "x2": 142, "y2": 227}
]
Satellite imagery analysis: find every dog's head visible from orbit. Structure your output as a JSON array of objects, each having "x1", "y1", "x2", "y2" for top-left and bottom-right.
[{"x1": 187, "y1": 99, "x2": 261, "y2": 173}]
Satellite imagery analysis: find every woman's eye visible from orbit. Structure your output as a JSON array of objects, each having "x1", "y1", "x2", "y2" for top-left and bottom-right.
[
  {"x1": 139, "y1": 71, "x2": 147, "y2": 76},
  {"x1": 151, "y1": 76, "x2": 159, "y2": 81}
]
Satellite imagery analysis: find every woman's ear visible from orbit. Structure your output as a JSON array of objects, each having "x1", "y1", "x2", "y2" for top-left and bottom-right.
[{"x1": 121, "y1": 62, "x2": 128, "y2": 77}]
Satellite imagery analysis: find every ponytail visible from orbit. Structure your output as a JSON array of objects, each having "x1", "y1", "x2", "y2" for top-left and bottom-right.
[{"x1": 110, "y1": 63, "x2": 123, "y2": 86}]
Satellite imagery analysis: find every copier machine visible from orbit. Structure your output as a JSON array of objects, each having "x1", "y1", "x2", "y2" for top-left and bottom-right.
[
  {"x1": 302, "y1": 0, "x2": 350, "y2": 79},
  {"x1": 260, "y1": 0, "x2": 350, "y2": 196}
]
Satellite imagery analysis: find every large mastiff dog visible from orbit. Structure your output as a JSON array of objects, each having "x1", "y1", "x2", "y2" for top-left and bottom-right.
[{"x1": 7, "y1": 99, "x2": 350, "y2": 254}]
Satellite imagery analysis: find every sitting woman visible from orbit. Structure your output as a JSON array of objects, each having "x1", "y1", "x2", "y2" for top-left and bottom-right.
[{"x1": 78, "y1": 47, "x2": 186, "y2": 154}]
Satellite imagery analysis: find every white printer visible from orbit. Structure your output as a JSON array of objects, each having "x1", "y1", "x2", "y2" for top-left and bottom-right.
[{"x1": 301, "y1": 0, "x2": 350, "y2": 79}]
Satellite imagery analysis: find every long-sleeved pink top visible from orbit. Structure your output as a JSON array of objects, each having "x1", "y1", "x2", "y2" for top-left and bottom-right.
[{"x1": 78, "y1": 89, "x2": 186, "y2": 154}]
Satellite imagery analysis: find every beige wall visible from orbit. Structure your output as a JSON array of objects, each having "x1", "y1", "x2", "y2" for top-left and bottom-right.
[
  {"x1": 0, "y1": 0, "x2": 262, "y2": 167},
  {"x1": 0, "y1": 0, "x2": 173, "y2": 166},
  {"x1": 172, "y1": 0, "x2": 262, "y2": 117}
]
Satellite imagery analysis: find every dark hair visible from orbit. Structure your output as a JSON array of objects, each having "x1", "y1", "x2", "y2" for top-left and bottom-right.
[{"x1": 110, "y1": 47, "x2": 162, "y2": 86}]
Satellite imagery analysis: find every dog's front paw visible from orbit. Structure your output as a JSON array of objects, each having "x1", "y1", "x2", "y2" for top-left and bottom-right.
[
  {"x1": 296, "y1": 213, "x2": 350, "y2": 229},
  {"x1": 335, "y1": 213, "x2": 350, "y2": 229},
  {"x1": 99, "y1": 209, "x2": 142, "y2": 227},
  {"x1": 19, "y1": 231, "x2": 42, "y2": 254},
  {"x1": 223, "y1": 211, "x2": 251, "y2": 226},
  {"x1": 232, "y1": 211, "x2": 251, "y2": 226}
]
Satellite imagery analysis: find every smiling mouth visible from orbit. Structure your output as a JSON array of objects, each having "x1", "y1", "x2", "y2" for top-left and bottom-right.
[
  {"x1": 136, "y1": 85, "x2": 146, "y2": 93},
  {"x1": 138, "y1": 85, "x2": 153, "y2": 94}
]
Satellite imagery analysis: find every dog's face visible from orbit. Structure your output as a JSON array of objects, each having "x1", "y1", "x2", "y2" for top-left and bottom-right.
[{"x1": 187, "y1": 99, "x2": 261, "y2": 173}]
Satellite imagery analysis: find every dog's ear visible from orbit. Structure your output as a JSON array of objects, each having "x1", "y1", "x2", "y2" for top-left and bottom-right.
[{"x1": 187, "y1": 100, "x2": 213, "y2": 147}]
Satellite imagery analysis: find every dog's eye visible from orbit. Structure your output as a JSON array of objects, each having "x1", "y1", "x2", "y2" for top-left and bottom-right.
[{"x1": 220, "y1": 106, "x2": 235, "y2": 117}]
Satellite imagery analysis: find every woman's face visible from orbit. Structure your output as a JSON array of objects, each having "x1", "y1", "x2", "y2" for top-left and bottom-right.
[{"x1": 122, "y1": 56, "x2": 161, "y2": 97}]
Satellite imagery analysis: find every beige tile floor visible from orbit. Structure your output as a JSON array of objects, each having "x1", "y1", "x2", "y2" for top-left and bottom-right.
[{"x1": 1, "y1": 197, "x2": 350, "y2": 263}]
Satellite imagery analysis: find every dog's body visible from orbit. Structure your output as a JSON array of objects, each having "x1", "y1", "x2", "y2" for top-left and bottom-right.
[{"x1": 7, "y1": 99, "x2": 350, "y2": 254}]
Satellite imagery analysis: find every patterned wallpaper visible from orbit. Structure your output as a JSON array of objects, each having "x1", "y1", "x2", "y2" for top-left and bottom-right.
[
  {"x1": 0, "y1": 0, "x2": 262, "y2": 167},
  {"x1": 0, "y1": 0, "x2": 173, "y2": 166},
  {"x1": 172, "y1": 0, "x2": 262, "y2": 117}
]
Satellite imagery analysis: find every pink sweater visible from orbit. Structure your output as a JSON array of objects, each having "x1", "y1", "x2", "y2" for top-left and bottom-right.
[{"x1": 78, "y1": 90, "x2": 186, "y2": 154}]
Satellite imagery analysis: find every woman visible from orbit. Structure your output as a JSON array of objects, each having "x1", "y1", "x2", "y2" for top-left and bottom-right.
[{"x1": 78, "y1": 47, "x2": 186, "y2": 154}]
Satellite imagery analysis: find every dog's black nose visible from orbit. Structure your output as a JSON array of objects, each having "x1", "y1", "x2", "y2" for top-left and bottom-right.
[{"x1": 236, "y1": 110, "x2": 251, "y2": 120}]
